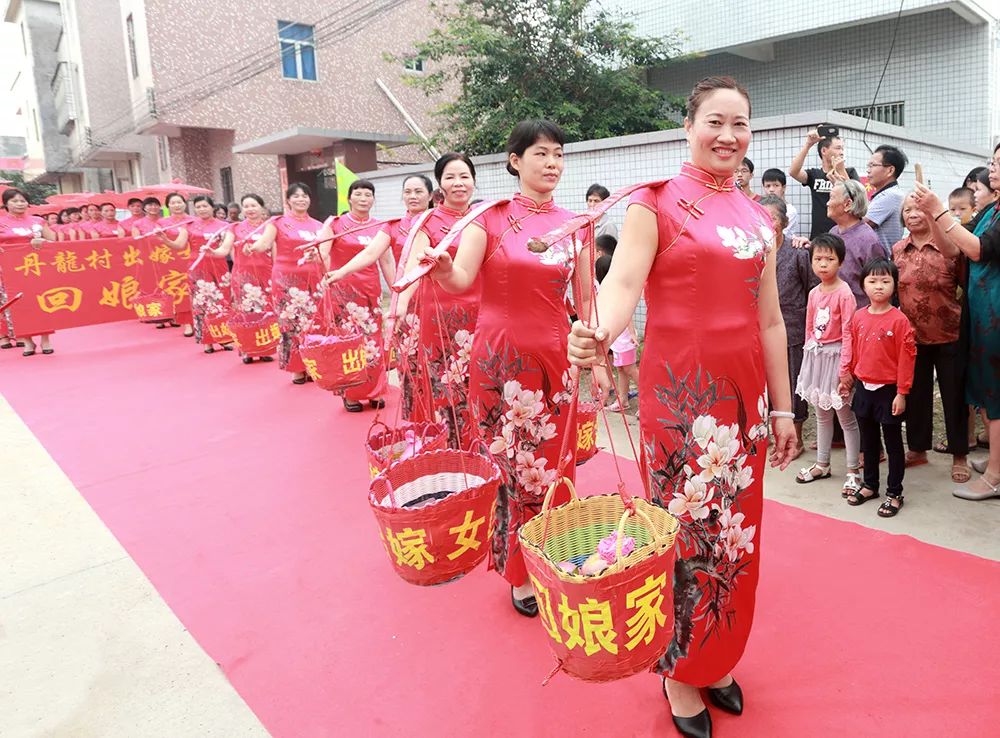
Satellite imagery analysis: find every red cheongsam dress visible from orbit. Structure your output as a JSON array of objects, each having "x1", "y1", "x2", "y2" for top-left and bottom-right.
[
  {"x1": 328, "y1": 213, "x2": 389, "y2": 402},
  {"x1": 271, "y1": 214, "x2": 324, "y2": 373},
  {"x1": 187, "y1": 217, "x2": 231, "y2": 344},
  {"x1": 468, "y1": 193, "x2": 581, "y2": 587},
  {"x1": 631, "y1": 162, "x2": 773, "y2": 687}
]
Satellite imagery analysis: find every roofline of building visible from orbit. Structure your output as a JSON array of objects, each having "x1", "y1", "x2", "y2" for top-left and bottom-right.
[
  {"x1": 3, "y1": 0, "x2": 21, "y2": 23},
  {"x1": 232, "y1": 127, "x2": 412, "y2": 156},
  {"x1": 354, "y1": 110, "x2": 990, "y2": 180}
]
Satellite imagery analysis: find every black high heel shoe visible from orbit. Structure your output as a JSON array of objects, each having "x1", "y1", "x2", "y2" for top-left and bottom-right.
[
  {"x1": 707, "y1": 678, "x2": 743, "y2": 716},
  {"x1": 663, "y1": 677, "x2": 712, "y2": 738},
  {"x1": 510, "y1": 587, "x2": 538, "y2": 617}
]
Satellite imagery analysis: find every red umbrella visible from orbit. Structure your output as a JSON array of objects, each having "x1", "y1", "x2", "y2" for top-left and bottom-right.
[
  {"x1": 126, "y1": 182, "x2": 213, "y2": 199},
  {"x1": 88, "y1": 191, "x2": 135, "y2": 209},
  {"x1": 46, "y1": 192, "x2": 97, "y2": 206},
  {"x1": 27, "y1": 204, "x2": 60, "y2": 216}
]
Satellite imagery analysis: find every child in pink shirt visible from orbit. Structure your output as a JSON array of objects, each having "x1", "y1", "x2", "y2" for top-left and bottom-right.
[{"x1": 795, "y1": 233, "x2": 861, "y2": 495}]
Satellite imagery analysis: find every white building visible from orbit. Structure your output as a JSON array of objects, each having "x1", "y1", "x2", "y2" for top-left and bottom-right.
[{"x1": 624, "y1": 0, "x2": 999, "y2": 148}]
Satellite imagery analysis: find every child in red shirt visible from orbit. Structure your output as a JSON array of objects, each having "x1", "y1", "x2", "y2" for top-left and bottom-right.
[{"x1": 838, "y1": 258, "x2": 917, "y2": 517}]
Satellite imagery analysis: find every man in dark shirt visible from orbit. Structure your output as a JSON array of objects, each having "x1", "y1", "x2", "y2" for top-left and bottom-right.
[{"x1": 789, "y1": 128, "x2": 860, "y2": 238}]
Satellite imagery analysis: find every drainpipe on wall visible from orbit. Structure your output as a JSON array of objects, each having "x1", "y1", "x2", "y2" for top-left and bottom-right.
[{"x1": 375, "y1": 78, "x2": 440, "y2": 160}]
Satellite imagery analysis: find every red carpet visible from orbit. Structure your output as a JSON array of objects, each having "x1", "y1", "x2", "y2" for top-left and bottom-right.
[{"x1": 4, "y1": 322, "x2": 1000, "y2": 737}]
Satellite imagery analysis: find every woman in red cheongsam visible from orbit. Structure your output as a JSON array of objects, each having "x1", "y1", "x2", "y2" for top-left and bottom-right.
[
  {"x1": 396, "y1": 152, "x2": 479, "y2": 447},
  {"x1": 216, "y1": 193, "x2": 274, "y2": 364},
  {"x1": 425, "y1": 121, "x2": 601, "y2": 617},
  {"x1": 186, "y1": 195, "x2": 232, "y2": 354},
  {"x1": 254, "y1": 183, "x2": 326, "y2": 384},
  {"x1": 318, "y1": 180, "x2": 390, "y2": 412},
  {"x1": 568, "y1": 77, "x2": 798, "y2": 738}
]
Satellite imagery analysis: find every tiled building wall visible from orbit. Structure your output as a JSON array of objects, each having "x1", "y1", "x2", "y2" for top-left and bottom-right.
[
  {"x1": 359, "y1": 113, "x2": 986, "y2": 332},
  {"x1": 646, "y1": 9, "x2": 994, "y2": 149},
  {"x1": 619, "y1": 0, "x2": 977, "y2": 52}
]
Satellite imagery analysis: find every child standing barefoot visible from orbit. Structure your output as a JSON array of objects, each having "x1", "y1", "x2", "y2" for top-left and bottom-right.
[
  {"x1": 795, "y1": 234, "x2": 862, "y2": 495},
  {"x1": 838, "y1": 258, "x2": 917, "y2": 517}
]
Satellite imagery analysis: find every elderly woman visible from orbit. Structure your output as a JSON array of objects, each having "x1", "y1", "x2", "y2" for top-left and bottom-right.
[
  {"x1": 761, "y1": 194, "x2": 817, "y2": 457},
  {"x1": 828, "y1": 179, "x2": 885, "y2": 307},
  {"x1": 912, "y1": 144, "x2": 1000, "y2": 501},
  {"x1": 892, "y1": 193, "x2": 969, "y2": 482}
]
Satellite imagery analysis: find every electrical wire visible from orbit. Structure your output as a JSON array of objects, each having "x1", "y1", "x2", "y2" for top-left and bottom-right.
[{"x1": 861, "y1": 0, "x2": 906, "y2": 153}]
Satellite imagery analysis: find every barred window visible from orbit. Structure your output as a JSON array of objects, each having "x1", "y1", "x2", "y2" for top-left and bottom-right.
[{"x1": 836, "y1": 102, "x2": 905, "y2": 127}]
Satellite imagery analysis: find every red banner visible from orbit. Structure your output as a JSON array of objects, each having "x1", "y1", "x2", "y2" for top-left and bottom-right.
[{"x1": 0, "y1": 236, "x2": 196, "y2": 335}]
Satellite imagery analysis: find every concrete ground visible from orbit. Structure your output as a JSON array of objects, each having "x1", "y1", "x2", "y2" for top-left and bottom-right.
[
  {"x1": 0, "y1": 397, "x2": 268, "y2": 738},
  {"x1": 2, "y1": 383, "x2": 998, "y2": 737}
]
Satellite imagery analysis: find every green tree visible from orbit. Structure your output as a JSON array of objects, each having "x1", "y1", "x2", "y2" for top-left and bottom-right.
[
  {"x1": 0, "y1": 170, "x2": 57, "y2": 205},
  {"x1": 402, "y1": 0, "x2": 685, "y2": 155}
]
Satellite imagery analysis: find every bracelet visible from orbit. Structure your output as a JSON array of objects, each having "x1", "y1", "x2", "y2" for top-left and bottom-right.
[
  {"x1": 769, "y1": 411, "x2": 795, "y2": 420},
  {"x1": 934, "y1": 209, "x2": 949, "y2": 221},
  {"x1": 944, "y1": 221, "x2": 958, "y2": 233}
]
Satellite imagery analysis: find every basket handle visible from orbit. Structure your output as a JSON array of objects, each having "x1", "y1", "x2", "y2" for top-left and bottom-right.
[
  {"x1": 367, "y1": 419, "x2": 391, "y2": 445},
  {"x1": 607, "y1": 503, "x2": 665, "y2": 574},
  {"x1": 537, "y1": 476, "x2": 580, "y2": 552}
]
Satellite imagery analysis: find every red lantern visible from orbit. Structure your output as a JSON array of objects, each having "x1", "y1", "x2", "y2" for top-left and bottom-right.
[
  {"x1": 299, "y1": 332, "x2": 370, "y2": 392},
  {"x1": 228, "y1": 312, "x2": 280, "y2": 356},
  {"x1": 134, "y1": 292, "x2": 174, "y2": 324},
  {"x1": 369, "y1": 448, "x2": 501, "y2": 586}
]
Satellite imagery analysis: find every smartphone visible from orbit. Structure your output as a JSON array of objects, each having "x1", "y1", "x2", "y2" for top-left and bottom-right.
[{"x1": 817, "y1": 124, "x2": 839, "y2": 139}]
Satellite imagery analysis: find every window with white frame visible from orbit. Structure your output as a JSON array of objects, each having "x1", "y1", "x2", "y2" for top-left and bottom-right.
[
  {"x1": 278, "y1": 21, "x2": 317, "y2": 81},
  {"x1": 126, "y1": 14, "x2": 139, "y2": 79},
  {"x1": 403, "y1": 56, "x2": 424, "y2": 73}
]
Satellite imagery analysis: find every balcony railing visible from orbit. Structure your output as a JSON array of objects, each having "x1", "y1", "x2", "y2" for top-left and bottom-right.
[{"x1": 51, "y1": 61, "x2": 78, "y2": 135}]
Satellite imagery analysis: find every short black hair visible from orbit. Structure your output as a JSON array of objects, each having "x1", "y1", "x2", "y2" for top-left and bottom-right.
[
  {"x1": 860, "y1": 257, "x2": 898, "y2": 293},
  {"x1": 505, "y1": 119, "x2": 565, "y2": 177},
  {"x1": 402, "y1": 174, "x2": 433, "y2": 194},
  {"x1": 761, "y1": 168, "x2": 786, "y2": 186},
  {"x1": 348, "y1": 179, "x2": 375, "y2": 197},
  {"x1": 434, "y1": 152, "x2": 476, "y2": 183},
  {"x1": 192, "y1": 195, "x2": 214, "y2": 208},
  {"x1": 165, "y1": 192, "x2": 187, "y2": 207},
  {"x1": 596, "y1": 234, "x2": 617, "y2": 256},
  {"x1": 142, "y1": 196, "x2": 162, "y2": 208},
  {"x1": 963, "y1": 167, "x2": 987, "y2": 190},
  {"x1": 741, "y1": 157, "x2": 754, "y2": 174},
  {"x1": 285, "y1": 182, "x2": 311, "y2": 199},
  {"x1": 586, "y1": 184, "x2": 611, "y2": 201},
  {"x1": 874, "y1": 144, "x2": 907, "y2": 179},
  {"x1": 241, "y1": 193, "x2": 265, "y2": 208},
  {"x1": 949, "y1": 187, "x2": 974, "y2": 206},
  {"x1": 595, "y1": 253, "x2": 612, "y2": 283},
  {"x1": 809, "y1": 233, "x2": 846, "y2": 263},
  {"x1": 817, "y1": 137, "x2": 840, "y2": 157},
  {"x1": 1, "y1": 187, "x2": 29, "y2": 206},
  {"x1": 127, "y1": 197, "x2": 143, "y2": 206}
]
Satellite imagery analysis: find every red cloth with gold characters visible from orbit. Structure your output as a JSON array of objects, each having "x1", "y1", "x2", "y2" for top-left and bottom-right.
[
  {"x1": 187, "y1": 217, "x2": 231, "y2": 344},
  {"x1": 631, "y1": 162, "x2": 774, "y2": 687},
  {"x1": 271, "y1": 214, "x2": 325, "y2": 374},
  {"x1": 468, "y1": 193, "x2": 581, "y2": 587},
  {"x1": 328, "y1": 213, "x2": 389, "y2": 401},
  {"x1": 409, "y1": 204, "x2": 480, "y2": 448}
]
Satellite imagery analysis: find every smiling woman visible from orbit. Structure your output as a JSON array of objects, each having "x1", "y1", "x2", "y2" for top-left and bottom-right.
[{"x1": 566, "y1": 76, "x2": 797, "y2": 738}]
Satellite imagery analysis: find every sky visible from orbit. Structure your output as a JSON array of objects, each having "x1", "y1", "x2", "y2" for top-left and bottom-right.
[{"x1": 0, "y1": 21, "x2": 26, "y2": 138}]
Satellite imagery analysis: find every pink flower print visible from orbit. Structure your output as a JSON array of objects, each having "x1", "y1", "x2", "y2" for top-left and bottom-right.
[
  {"x1": 516, "y1": 450, "x2": 556, "y2": 495},
  {"x1": 489, "y1": 423, "x2": 516, "y2": 458},
  {"x1": 668, "y1": 476, "x2": 715, "y2": 520},
  {"x1": 697, "y1": 441, "x2": 736, "y2": 482},
  {"x1": 715, "y1": 508, "x2": 756, "y2": 562},
  {"x1": 691, "y1": 415, "x2": 717, "y2": 450},
  {"x1": 504, "y1": 384, "x2": 544, "y2": 428}
]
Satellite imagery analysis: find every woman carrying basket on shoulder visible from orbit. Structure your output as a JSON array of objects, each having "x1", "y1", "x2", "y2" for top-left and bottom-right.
[
  {"x1": 567, "y1": 77, "x2": 798, "y2": 738},
  {"x1": 422, "y1": 120, "x2": 605, "y2": 618},
  {"x1": 395, "y1": 152, "x2": 479, "y2": 447}
]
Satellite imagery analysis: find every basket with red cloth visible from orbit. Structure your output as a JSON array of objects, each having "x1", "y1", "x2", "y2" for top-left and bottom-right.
[
  {"x1": 134, "y1": 292, "x2": 173, "y2": 324},
  {"x1": 228, "y1": 312, "x2": 279, "y2": 356},
  {"x1": 299, "y1": 331, "x2": 370, "y2": 392},
  {"x1": 575, "y1": 400, "x2": 600, "y2": 465},
  {"x1": 365, "y1": 421, "x2": 448, "y2": 479},
  {"x1": 369, "y1": 448, "x2": 501, "y2": 586}
]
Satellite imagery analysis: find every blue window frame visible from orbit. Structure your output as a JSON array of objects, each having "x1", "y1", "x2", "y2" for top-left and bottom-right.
[{"x1": 278, "y1": 21, "x2": 317, "y2": 81}]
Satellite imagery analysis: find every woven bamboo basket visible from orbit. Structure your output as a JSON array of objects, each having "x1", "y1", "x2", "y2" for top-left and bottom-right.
[
  {"x1": 228, "y1": 311, "x2": 279, "y2": 356},
  {"x1": 134, "y1": 292, "x2": 173, "y2": 323},
  {"x1": 369, "y1": 448, "x2": 500, "y2": 586},
  {"x1": 365, "y1": 421, "x2": 448, "y2": 479},
  {"x1": 519, "y1": 479, "x2": 679, "y2": 683},
  {"x1": 299, "y1": 332, "x2": 369, "y2": 392}
]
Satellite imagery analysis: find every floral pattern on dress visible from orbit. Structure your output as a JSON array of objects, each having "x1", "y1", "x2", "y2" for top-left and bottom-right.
[
  {"x1": 420, "y1": 306, "x2": 477, "y2": 448},
  {"x1": 191, "y1": 272, "x2": 231, "y2": 343},
  {"x1": 644, "y1": 363, "x2": 764, "y2": 674},
  {"x1": 717, "y1": 221, "x2": 774, "y2": 261}
]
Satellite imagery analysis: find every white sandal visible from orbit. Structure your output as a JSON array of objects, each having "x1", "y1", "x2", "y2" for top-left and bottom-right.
[
  {"x1": 842, "y1": 472, "x2": 862, "y2": 498},
  {"x1": 953, "y1": 473, "x2": 1000, "y2": 501},
  {"x1": 796, "y1": 463, "x2": 831, "y2": 484}
]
